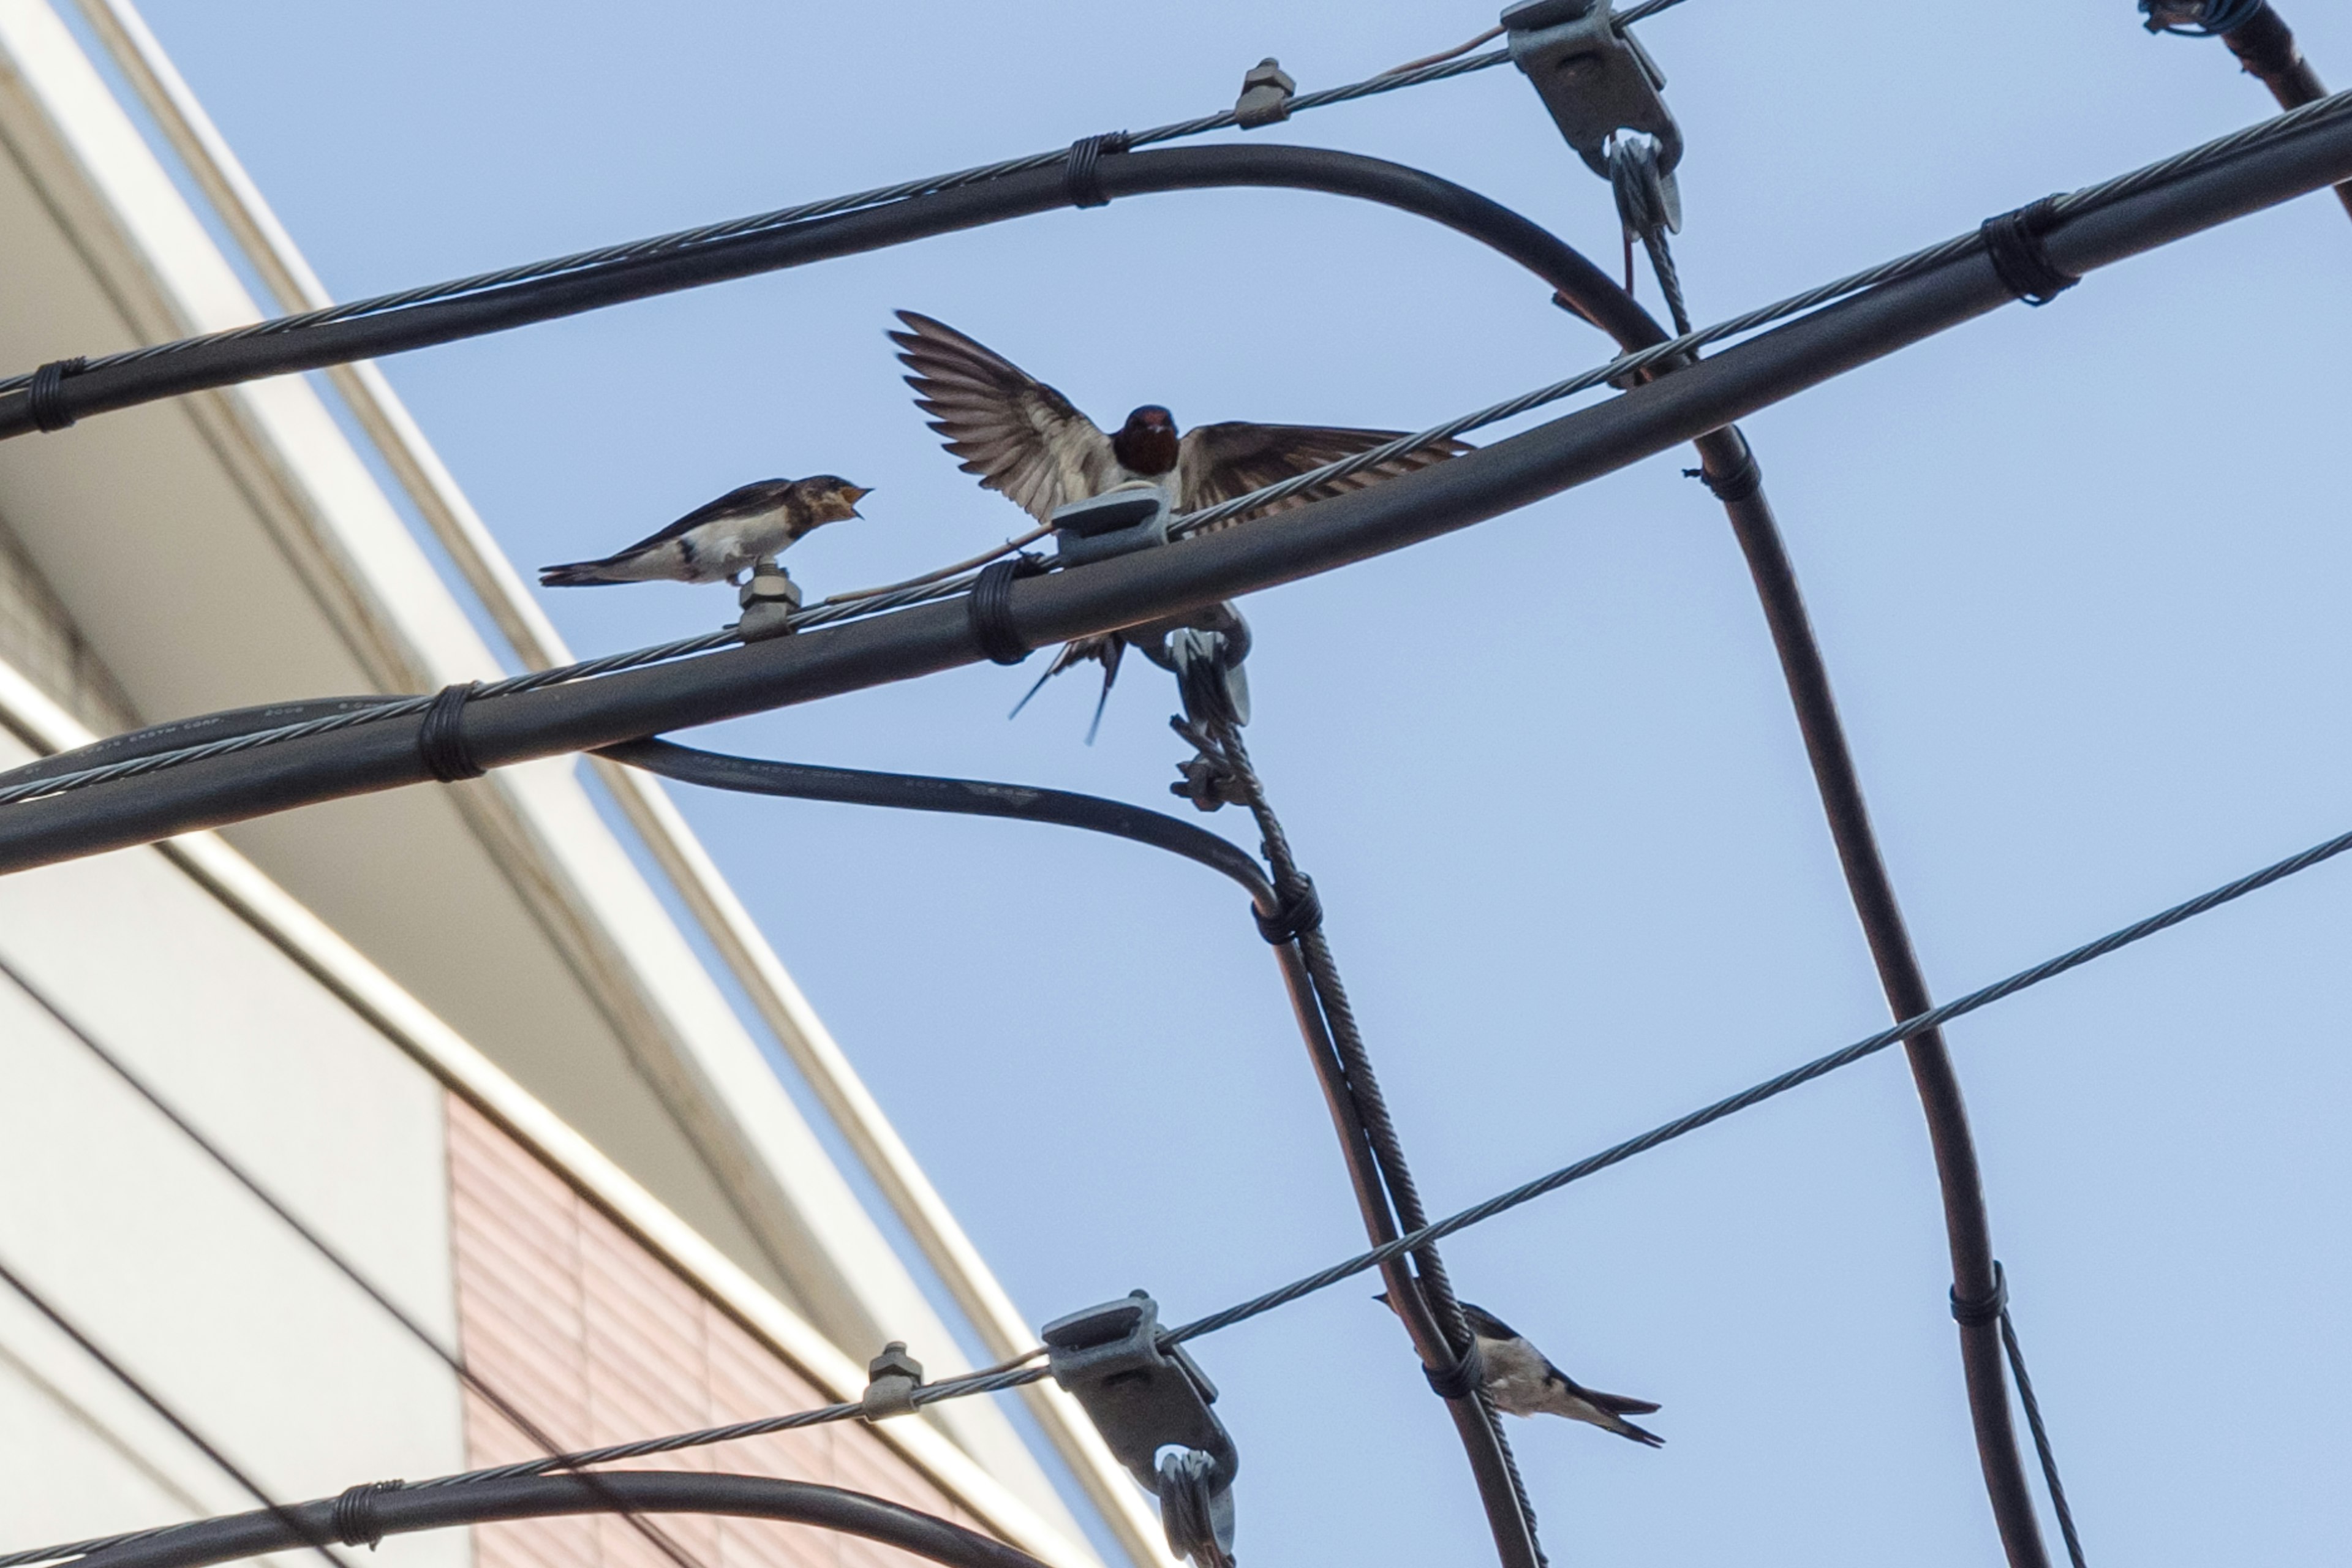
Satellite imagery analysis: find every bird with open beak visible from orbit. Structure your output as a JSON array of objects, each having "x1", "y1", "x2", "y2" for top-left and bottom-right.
[
  {"x1": 539, "y1": 475, "x2": 872, "y2": 588},
  {"x1": 1378, "y1": 1294, "x2": 1664, "y2": 1447},
  {"x1": 891, "y1": 310, "x2": 1469, "y2": 734}
]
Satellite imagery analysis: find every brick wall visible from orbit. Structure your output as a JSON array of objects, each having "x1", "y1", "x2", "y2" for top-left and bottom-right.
[{"x1": 447, "y1": 1095, "x2": 987, "y2": 1568}]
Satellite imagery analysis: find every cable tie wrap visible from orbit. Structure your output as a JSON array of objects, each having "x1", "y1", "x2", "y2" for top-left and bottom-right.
[
  {"x1": 418, "y1": 682, "x2": 485, "y2": 782},
  {"x1": 967, "y1": 555, "x2": 1044, "y2": 666},
  {"x1": 1422, "y1": 1337, "x2": 1487, "y2": 1401},
  {"x1": 331, "y1": 1480, "x2": 404, "y2": 1550},
  {"x1": 1684, "y1": 446, "x2": 1763, "y2": 505},
  {"x1": 1950, "y1": 1261, "x2": 2010, "y2": 1328},
  {"x1": 1253, "y1": 875, "x2": 1322, "y2": 946},
  {"x1": 1980, "y1": 197, "x2": 2078, "y2": 306},
  {"x1": 1064, "y1": 132, "x2": 1131, "y2": 209},
  {"x1": 28, "y1": 357, "x2": 85, "y2": 433}
]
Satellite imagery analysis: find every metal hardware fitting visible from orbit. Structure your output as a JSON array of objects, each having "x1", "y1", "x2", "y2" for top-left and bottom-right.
[
  {"x1": 1042, "y1": 1292, "x2": 1237, "y2": 1566},
  {"x1": 1052, "y1": 483, "x2": 1170, "y2": 566},
  {"x1": 1502, "y1": 0, "x2": 1682, "y2": 183},
  {"x1": 737, "y1": 565, "x2": 803, "y2": 641},
  {"x1": 861, "y1": 1340, "x2": 924, "y2": 1420},
  {"x1": 1235, "y1": 58, "x2": 1295, "y2": 128}
]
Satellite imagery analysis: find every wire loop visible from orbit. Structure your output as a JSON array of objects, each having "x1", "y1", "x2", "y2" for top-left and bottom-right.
[
  {"x1": 28, "y1": 358, "x2": 84, "y2": 433},
  {"x1": 331, "y1": 1481, "x2": 404, "y2": 1550},
  {"x1": 418, "y1": 683, "x2": 485, "y2": 782},
  {"x1": 1251, "y1": 876, "x2": 1323, "y2": 946},
  {"x1": 1948, "y1": 1261, "x2": 2010, "y2": 1328},
  {"x1": 967, "y1": 556, "x2": 1042, "y2": 665},
  {"x1": 1064, "y1": 133, "x2": 1131, "y2": 209},
  {"x1": 1980, "y1": 197, "x2": 2079, "y2": 306},
  {"x1": 1422, "y1": 1337, "x2": 1487, "y2": 1401}
]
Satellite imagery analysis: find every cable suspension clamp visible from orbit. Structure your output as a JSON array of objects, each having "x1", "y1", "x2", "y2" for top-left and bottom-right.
[
  {"x1": 1234, "y1": 58, "x2": 1295, "y2": 128},
  {"x1": 1051, "y1": 483, "x2": 1169, "y2": 566},
  {"x1": 737, "y1": 564, "x2": 804, "y2": 641},
  {"x1": 860, "y1": 1341, "x2": 925, "y2": 1422},
  {"x1": 1044, "y1": 1292, "x2": 1238, "y2": 1568},
  {"x1": 1502, "y1": 0, "x2": 1682, "y2": 193}
]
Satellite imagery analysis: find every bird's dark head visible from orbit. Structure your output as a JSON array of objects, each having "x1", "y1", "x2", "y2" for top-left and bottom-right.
[
  {"x1": 1110, "y1": 405, "x2": 1180, "y2": 476},
  {"x1": 799, "y1": 475, "x2": 873, "y2": 522}
]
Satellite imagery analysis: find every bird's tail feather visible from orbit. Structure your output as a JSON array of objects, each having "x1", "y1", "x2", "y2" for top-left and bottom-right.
[
  {"x1": 1083, "y1": 641, "x2": 1124, "y2": 745},
  {"x1": 1588, "y1": 1391, "x2": 1661, "y2": 1416},
  {"x1": 539, "y1": 560, "x2": 630, "y2": 587},
  {"x1": 1611, "y1": 1417, "x2": 1666, "y2": 1449}
]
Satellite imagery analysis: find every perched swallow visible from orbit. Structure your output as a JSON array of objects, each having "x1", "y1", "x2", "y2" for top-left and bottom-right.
[
  {"x1": 890, "y1": 311, "x2": 1469, "y2": 729},
  {"x1": 1378, "y1": 1295, "x2": 1664, "y2": 1447},
  {"x1": 539, "y1": 475, "x2": 871, "y2": 587}
]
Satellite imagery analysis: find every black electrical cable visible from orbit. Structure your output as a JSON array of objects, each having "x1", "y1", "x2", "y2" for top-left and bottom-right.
[
  {"x1": 0, "y1": 103, "x2": 2343, "y2": 856},
  {"x1": 0, "y1": 954, "x2": 719, "y2": 1568},
  {"x1": 0, "y1": 1251, "x2": 356, "y2": 1568},
  {"x1": 67, "y1": 1473, "x2": 1049, "y2": 1568},
  {"x1": 598, "y1": 739, "x2": 1274, "y2": 905},
  {"x1": 597, "y1": 735, "x2": 1546, "y2": 1568},
  {"x1": 15, "y1": 791, "x2": 2345, "y2": 1568}
]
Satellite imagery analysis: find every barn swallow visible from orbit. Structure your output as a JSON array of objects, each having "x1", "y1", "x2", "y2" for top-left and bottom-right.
[
  {"x1": 891, "y1": 311, "x2": 1468, "y2": 728},
  {"x1": 539, "y1": 475, "x2": 871, "y2": 587},
  {"x1": 1378, "y1": 1294, "x2": 1664, "y2": 1447}
]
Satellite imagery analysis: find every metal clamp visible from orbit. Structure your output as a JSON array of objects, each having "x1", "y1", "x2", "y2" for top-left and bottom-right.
[
  {"x1": 1501, "y1": 0, "x2": 1681, "y2": 183},
  {"x1": 1042, "y1": 1292, "x2": 1237, "y2": 1566},
  {"x1": 737, "y1": 565, "x2": 803, "y2": 641},
  {"x1": 1235, "y1": 57, "x2": 1295, "y2": 129},
  {"x1": 861, "y1": 1341, "x2": 924, "y2": 1421},
  {"x1": 1052, "y1": 484, "x2": 1170, "y2": 567}
]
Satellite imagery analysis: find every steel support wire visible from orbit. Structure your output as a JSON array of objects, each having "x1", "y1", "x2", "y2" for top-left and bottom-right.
[
  {"x1": 0, "y1": 956, "x2": 717, "y2": 1568},
  {"x1": 67, "y1": 1473, "x2": 1046, "y2": 1568},
  {"x1": 0, "y1": 100, "x2": 2347, "y2": 865},
  {"x1": 21, "y1": 785, "x2": 2352, "y2": 1568},
  {"x1": 599, "y1": 739, "x2": 1548, "y2": 1568},
  {"x1": 0, "y1": 1252, "x2": 355, "y2": 1568}
]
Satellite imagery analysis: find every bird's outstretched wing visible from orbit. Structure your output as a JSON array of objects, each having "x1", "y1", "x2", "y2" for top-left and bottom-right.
[
  {"x1": 891, "y1": 311, "x2": 1117, "y2": 521},
  {"x1": 1176, "y1": 422, "x2": 1472, "y2": 532}
]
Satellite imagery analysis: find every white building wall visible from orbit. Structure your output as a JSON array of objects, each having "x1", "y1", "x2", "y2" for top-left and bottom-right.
[{"x1": 0, "y1": 715, "x2": 470, "y2": 1568}]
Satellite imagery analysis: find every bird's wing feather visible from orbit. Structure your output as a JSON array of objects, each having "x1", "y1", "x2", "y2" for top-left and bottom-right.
[
  {"x1": 594, "y1": 478, "x2": 799, "y2": 560},
  {"x1": 892, "y1": 311, "x2": 1113, "y2": 521},
  {"x1": 1582, "y1": 1390, "x2": 1662, "y2": 1416},
  {"x1": 1457, "y1": 1302, "x2": 1520, "y2": 1341},
  {"x1": 1175, "y1": 421, "x2": 1472, "y2": 532}
]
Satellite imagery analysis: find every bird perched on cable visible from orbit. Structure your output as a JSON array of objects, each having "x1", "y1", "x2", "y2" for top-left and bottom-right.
[
  {"x1": 890, "y1": 310, "x2": 1469, "y2": 732},
  {"x1": 539, "y1": 476, "x2": 872, "y2": 588},
  {"x1": 1378, "y1": 1294, "x2": 1664, "y2": 1447}
]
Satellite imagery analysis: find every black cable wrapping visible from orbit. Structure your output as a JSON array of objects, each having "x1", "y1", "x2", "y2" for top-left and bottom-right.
[
  {"x1": 417, "y1": 684, "x2": 484, "y2": 782},
  {"x1": 330, "y1": 1485, "x2": 402, "y2": 1551},
  {"x1": 1063, "y1": 134, "x2": 1131, "y2": 209},
  {"x1": 965, "y1": 557, "x2": 1041, "y2": 666},
  {"x1": 1980, "y1": 197, "x2": 2080, "y2": 306},
  {"x1": 28, "y1": 358, "x2": 83, "y2": 432}
]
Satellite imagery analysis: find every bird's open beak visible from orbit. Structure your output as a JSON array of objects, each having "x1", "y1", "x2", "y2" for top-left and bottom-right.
[{"x1": 845, "y1": 484, "x2": 873, "y2": 513}]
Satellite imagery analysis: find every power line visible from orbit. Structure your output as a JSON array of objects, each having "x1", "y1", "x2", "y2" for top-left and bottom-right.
[
  {"x1": 0, "y1": 44, "x2": 1509, "y2": 404},
  {"x1": 0, "y1": 956, "x2": 717, "y2": 1568},
  {"x1": 0, "y1": 1253, "x2": 355, "y2": 1568},
  {"x1": 13, "y1": 795, "x2": 2344, "y2": 1568}
]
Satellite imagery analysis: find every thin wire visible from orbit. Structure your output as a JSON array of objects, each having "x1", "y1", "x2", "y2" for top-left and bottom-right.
[
  {"x1": 0, "y1": 49, "x2": 1509, "y2": 397},
  {"x1": 2000, "y1": 1300, "x2": 2090, "y2": 1568},
  {"x1": 10, "y1": 802, "x2": 2345, "y2": 1568},
  {"x1": 0, "y1": 1251, "x2": 356, "y2": 1568},
  {"x1": 0, "y1": 956, "x2": 715, "y2": 1568},
  {"x1": 18, "y1": 82, "x2": 2351, "y2": 810},
  {"x1": 1161, "y1": 812, "x2": 2352, "y2": 1345},
  {"x1": 1169, "y1": 85, "x2": 2352, "y2": 537}
]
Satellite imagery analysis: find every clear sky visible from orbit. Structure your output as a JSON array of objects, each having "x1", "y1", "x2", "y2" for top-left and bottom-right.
[{"x1": 119, "y1": 2, "x2": 2352, "y2": 1564}]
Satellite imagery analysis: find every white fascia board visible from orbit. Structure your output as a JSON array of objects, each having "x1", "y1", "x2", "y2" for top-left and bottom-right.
[
  {"x1": 0, "y1": 655, "x2": 1105, "y2": 1568},
  {"x1": 0, "y1": 1, "x2": 1095, "y2": 1544}
]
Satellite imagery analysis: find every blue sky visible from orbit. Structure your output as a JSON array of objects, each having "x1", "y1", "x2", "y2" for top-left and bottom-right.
[{"x1": 126, "y1": 2, "x2": 2352, "y2": 1564}]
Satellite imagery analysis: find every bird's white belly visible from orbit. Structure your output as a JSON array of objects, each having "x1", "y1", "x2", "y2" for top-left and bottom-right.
[
  {"x1": 680, "y1": 507, "x2": 797, "y2": 581},
  {"x1": 1477, "y1": 1336, "x2": 1556, "y2": 1417}
]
